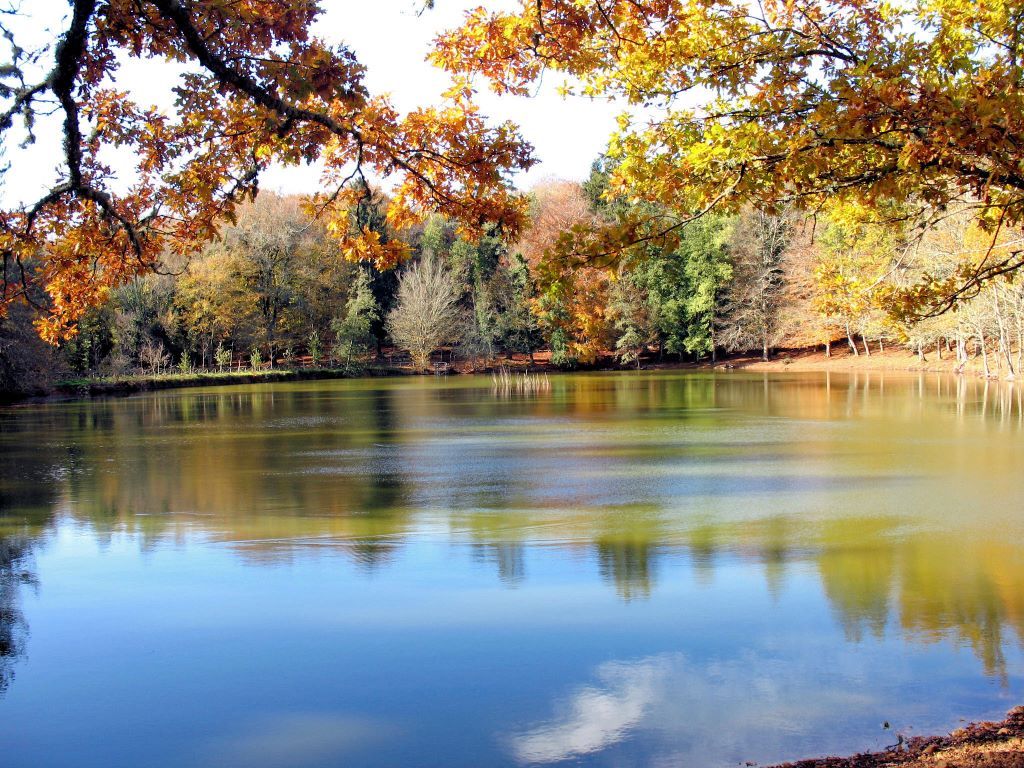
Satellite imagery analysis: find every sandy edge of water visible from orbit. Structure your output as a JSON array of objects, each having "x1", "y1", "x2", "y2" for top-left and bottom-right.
[
  {"x1": 768, "y1": 707, "x2": 1024, "y2": 768},
  {"x1": 680, "y1": 345, "x2": 1014, "y2": 379}
]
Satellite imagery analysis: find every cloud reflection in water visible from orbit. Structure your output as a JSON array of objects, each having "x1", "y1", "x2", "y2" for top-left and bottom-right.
[
  {"x1": 508, "y1": 651, "x2": 894, "y2": 766},
  {"x1": 204, "y1": 712, "x2": 395, "y2": 768},
  {"x1": 510, "y1": 657, "x2": 666, "y2": 763}
]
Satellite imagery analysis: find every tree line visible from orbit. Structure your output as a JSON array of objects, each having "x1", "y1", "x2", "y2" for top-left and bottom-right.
[
  {"x1": 5, "y1": 0, "x2": 1024, "y2": 385},
  {"x1": 3, "y1": 157, "x2": 1022, "y2": 392}
]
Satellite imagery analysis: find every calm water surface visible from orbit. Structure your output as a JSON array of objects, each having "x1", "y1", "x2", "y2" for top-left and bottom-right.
[{"x1": 1, "y1": 371, "x2": 1023, "y2": 768}]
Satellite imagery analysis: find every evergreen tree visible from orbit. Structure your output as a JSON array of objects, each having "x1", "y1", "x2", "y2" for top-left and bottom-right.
[{"x1": 331, "y1": 269, "x2": 380, "y2": 369}]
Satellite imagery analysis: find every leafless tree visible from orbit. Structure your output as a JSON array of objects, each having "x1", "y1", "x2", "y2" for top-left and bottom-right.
[
  {"x1": 386, "y1": 257, "x2": 462, "y2": 371},
  {"x1": 718, "y1": 209, "x2": 792, "y2": 361},
  {"x1": 139, "y1": 339, "x2": 170, "y2": 375}
]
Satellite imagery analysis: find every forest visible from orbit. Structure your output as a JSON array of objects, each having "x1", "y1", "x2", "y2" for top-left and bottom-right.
[
  {"x1": 3, "y1": 0, "x2": 1024, "y2": 394},
  {"x1": 3, "y1": 162, "x2": 1023, "y2": 393}
]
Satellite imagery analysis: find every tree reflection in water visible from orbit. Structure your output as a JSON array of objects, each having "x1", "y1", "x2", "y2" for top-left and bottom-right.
[
  {"x1": 0, "y1": 371, "x2": 1022, "y2": 699},
  {"x1": 0, "y1": 535, "x2": 34, "y2": 695}
]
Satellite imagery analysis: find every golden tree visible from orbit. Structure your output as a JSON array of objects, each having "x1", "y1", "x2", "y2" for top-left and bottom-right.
[
  {"x1": 516, "y1": 180, "x2": 613, "y2": 364},
  {"x1": 0, "y1": 0, "x2": 534, "y2": 341},
  {"x1": 435, "y1": 0, "x2": 1024, "y2": 313}
]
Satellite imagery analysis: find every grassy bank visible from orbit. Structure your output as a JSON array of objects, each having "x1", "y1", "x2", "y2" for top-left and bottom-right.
[{"x1": 4, "y1": 365, "x2": 403, "y2": 404}]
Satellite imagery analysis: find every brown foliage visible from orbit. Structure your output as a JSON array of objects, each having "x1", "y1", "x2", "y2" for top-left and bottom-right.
[{"x1": 0, "y1": 1, "x2": 533, "y2": 342}]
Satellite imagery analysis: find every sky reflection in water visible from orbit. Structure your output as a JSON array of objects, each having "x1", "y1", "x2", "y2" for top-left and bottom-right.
[{"x1": 0, "y1": 371, "x2": 1022, "y2": 768}]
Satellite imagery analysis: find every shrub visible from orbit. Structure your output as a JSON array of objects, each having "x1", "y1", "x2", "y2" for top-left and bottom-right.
[{"x1": 214, "y1": 341, "x2": 232, "y2": 371}]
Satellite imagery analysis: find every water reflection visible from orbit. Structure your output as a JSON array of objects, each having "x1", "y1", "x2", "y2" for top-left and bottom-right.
[
  {"x1": 472, "y1": 541, "x2": 527, "y2": 586},
  {"x1": 0, "y1": 371, "x2": 1022, "y2": 766},
  {"x1": 205, "y1": 713, "x2": 396, "y2": 768},
  {"x1": 0, "y1": 433, "x2": 57, "y2": 695},
  {"x1": 509, "y1": 646, "x2": 941, "y2": 767},
  {"x1": 1, "y1": 374, "x2": 1023, "y2": 660},
  {"x1": 596, "y1": 538, "x2": 656, "y2": 601},
  {"x1": 0, "y1": 536, "x2": 34, "y2": 694},
  {"x1": 511, "y1": 656, "x2": 661, "y2": 762}
]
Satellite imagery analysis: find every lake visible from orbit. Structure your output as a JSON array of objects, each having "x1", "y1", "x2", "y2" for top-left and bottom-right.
[{"x1": 1, "y1": 371, "x2": 1022, "y2": 768}]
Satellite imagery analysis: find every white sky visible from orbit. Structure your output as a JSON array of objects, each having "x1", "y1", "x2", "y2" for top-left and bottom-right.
[
  {"x1": 1, "y1": 0, "x2": 622, "y2": 206},
  {"x1": 269, "y1": 0, "x2": 622, "y2": 191}
]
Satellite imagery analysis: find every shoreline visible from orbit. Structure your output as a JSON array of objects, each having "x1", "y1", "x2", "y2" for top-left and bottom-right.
[
  {"x1": 768, "y1": 707, "x2": 1024, "y2": 768},
  {"x1": 1, "y1": 345, "x2": 1016, "y2": 406},
  {"x1": 0, "y1": 366, "x2": 393, "y2": 406},
  {"x1": 686, "y1": 344, "x2": 1009, "y2": 378}
]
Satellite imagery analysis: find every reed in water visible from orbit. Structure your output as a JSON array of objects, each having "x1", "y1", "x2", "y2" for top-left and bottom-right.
[{"x1": 491, "y1": 366, "x2": 551, "y2": 394}]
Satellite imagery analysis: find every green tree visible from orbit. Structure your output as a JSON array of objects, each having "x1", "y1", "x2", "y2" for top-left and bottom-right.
[
  {"x1": 331, "y1": 269, "x2": 380, "y2": 369},
  {"x1": 60, "y1": 306, "x2": 113, "y2": 374},
  {"x1": 307, "y1": 330, "x2": 322, "y2": 366},
  {"x1": 494, "y1": 254, "x2": 543, "y2": 362},
  {"x1": 678, "y1": 218, "x2": 733, "y2": 361},
  {"x1": 587, "y1": 159, "x2": 733, "y2": 361},
  {"x1": 609, "y1": 272, "x2": 657, "y2": 367}
]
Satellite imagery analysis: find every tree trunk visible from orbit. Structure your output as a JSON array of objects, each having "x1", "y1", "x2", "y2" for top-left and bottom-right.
[
  {"x1": 1001, "y1": 337, "x2": 1016, "y2": 379},
  {"x1": 992, "y1": 292, "x2": 1016, "y2": 379},
  {"x1": 825, "y1": 340, "x2": 831, "y2": 358},
  {"x1": 846, "y1": 322, "x2": 858, "y2": 356},
  {"x1": 1011, "y1": 325, "x2": 1019, "y2": 378},
  {"x1": 861, "y1": 336, "x2": 870, "y2": 356}
]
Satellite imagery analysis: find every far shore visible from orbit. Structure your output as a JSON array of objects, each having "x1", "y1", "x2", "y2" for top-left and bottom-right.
[{"x1": 1, "y1": 342, "x2": 1017, "y2": 406}]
